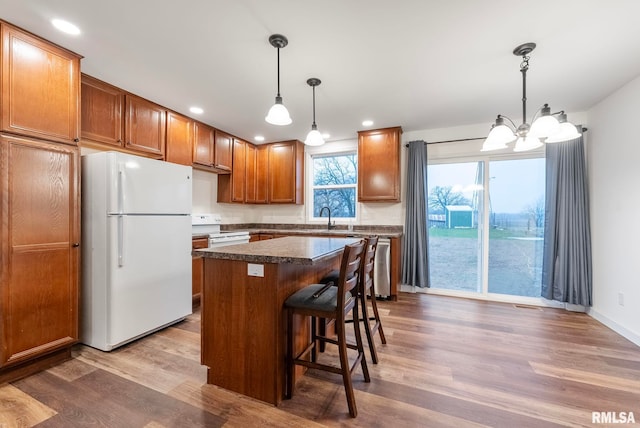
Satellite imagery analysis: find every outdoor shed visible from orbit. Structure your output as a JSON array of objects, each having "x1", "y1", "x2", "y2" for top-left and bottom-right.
[{"x1": 445, "y1": 205, "x2": 473, "y2": 228}]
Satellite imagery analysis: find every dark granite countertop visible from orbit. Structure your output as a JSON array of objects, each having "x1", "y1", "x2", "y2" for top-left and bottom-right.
[
  {"x1": 194, "y1": 236, "x2": 361, "y2": 265},
  {"x1": 219, "y1": 223, "x2": 403, "y2": 238}
]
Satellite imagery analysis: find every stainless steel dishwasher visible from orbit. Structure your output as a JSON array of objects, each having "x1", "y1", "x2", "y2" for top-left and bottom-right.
[{"x1": 373, "y1": 238, "x2": 391, "y2": 298}]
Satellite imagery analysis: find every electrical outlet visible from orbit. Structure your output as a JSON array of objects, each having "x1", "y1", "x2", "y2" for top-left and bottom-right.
[{"x1": 618, "y1": 292, "x2": 625, "y2": 306}]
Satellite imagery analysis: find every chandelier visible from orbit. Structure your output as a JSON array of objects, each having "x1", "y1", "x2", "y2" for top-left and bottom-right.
[{"x1": 482, "y1": 42, "x2": 581, "y2": 152}]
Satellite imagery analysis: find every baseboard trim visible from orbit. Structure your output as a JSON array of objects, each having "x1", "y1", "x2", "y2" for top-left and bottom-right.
[{"x1": 587, "y1": 309, "x2": 640, "y2": 347}]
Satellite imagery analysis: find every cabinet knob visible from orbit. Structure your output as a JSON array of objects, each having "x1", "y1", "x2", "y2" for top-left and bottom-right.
[
  {"x1": 74, "y1": 138, "x2": 80, "y2": 143},
  {"x1": 117, "y1": 139, "x2": 122, "y2": 143},
  {"x1": 72, "y1": 243, "x2": 80, "y2": 248}
]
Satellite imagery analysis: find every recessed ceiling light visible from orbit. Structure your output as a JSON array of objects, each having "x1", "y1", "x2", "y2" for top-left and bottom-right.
[
  {"x1": 322, "y1": 133, "x2": 330, "y2": 139},
  {"x1": 51, "y1": 19, "x2": 80, "y2": 35},
  {"x1": 189, "y1": 106, "x2": 204, "y2": 115},
  {"x1": 254, "y1": 135, "x2": 265, "y2": 142},
  {"x1": 362, "y1": 120, "x2": 374, "y2": 127}
]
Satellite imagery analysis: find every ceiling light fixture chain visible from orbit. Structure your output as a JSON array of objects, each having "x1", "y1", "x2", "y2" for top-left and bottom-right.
[{"x1": 481, "y1": 42, "x2": 581, "y2": 152}]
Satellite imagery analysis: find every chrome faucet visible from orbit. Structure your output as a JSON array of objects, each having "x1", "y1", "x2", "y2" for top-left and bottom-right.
[{"x1": 319, "y1": 206, "x2": 334, "y2": 230}]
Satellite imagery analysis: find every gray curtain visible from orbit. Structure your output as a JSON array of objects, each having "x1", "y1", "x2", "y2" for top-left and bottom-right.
[
  {"x1": 541, "y1": 135, "x2": 592, "y2": 306},
  {"x1": 402, "y1": 140, "x2": 429, "y2": 287}
]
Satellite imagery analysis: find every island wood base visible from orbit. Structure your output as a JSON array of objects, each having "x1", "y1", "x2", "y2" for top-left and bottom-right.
[{"x1": 201, "y1": 254, "x2": 341, "y2": 405}]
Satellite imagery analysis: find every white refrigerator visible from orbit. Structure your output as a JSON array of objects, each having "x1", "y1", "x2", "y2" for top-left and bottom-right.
[{"x1": 81, "y1": 151, "x2": 193, "y2": 351}]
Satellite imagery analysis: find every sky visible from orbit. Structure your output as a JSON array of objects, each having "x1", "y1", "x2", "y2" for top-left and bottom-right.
[{"x1": 427, "y1": 158, "x2": 545, "y2": 214}]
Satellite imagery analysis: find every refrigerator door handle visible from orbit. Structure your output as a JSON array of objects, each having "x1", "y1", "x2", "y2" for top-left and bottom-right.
[
  {"x1": 117, "y1": 215, "x2": 124, "y2": 267},
  {"x1": 117, "y1": 163, "x2": 125, "y2": 214}
]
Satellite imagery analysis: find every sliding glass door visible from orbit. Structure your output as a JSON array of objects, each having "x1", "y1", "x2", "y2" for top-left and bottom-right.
[
  {"x1": 427, "y1": 162, "x2": 483, "y2": 292},
  {"x1": 427, "y1": 156, "x2": 544, "y2": 298},
  {"x1": 487, "y1": 159, "x2": 545, "y2": 296}
]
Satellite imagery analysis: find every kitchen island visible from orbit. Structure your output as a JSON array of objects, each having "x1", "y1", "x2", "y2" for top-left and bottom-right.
[{"x1": 196, "y1": 236, "x2": 360, "y2": 405}]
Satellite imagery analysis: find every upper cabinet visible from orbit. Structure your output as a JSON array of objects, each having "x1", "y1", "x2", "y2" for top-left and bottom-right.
[
  {"x1": 218, "y1": 140, "x2": 302, "y2": 205},
  {"x1": 124, "y1": 94, "x2": 166, "y2": 158},
  {"x1": 214, "y1": 130, "x2": 233, "y2": 172},
  {"x1": 217, "y1": 138, "x2": 247, "y2": 203},
  {"x1": 1, "y1": 22, "x2": 80, "y2": 145},
  {"x1": 81, "y1": 74, "x2": 124, "y2": 147},
  {"x1": 81, "y1": 75, "x2": 166, "y2": 159},
  {"x1": 358, "y1": 126, "x2": 402, "y2": 202},
  {"x1": 193, "y1": 124, "x2": 232, "y2": 173},
  {"x1": 268, "y1": 140, "x2": 304, "y2": 204},
  {"x1": 165, "y1": 111, "x2": 193, "y2": 166}
]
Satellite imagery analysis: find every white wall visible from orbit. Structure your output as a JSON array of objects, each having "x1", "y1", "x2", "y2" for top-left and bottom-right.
[{"x1": 587, "y1": 75, "x2": 640, "y2": 345}]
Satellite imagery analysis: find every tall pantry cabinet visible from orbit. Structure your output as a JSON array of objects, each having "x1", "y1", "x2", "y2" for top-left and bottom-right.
[{"x1": 0, "y1": 20, "x2": 81, "y2": 383}]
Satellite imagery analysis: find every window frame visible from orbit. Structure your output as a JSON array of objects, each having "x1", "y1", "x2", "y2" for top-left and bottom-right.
[{"x1": 305, "y1": 141, "x2": 359, "y2": 224}]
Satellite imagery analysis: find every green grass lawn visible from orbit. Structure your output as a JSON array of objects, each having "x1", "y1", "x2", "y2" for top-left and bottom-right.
[{"x1": 428, "y1": 227, "x2": 542, "y2": 239}]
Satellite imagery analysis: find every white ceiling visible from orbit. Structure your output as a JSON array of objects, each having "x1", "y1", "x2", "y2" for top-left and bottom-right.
[{"x1": 2, "y1": 0, "x2": 640, "y2": 144}]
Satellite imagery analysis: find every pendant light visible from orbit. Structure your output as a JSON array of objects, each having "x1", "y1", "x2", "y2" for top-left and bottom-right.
[
  {"x1": 304, "y1": 78, "x2": 325, "y2": 146},
  {"x1": 481, "y1": 43, "x2": 581, "y2": 152},
  {"x1": 265, "y1": 34, "x2": 292, "y2": 126}
]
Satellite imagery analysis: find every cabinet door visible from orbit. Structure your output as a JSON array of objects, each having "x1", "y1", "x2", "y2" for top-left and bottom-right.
[
  {"x1": 124, "y1": 94, "x2": 166, "y2": 157},
  {"x1": 81, "y1": 74, "x2": 124, "y2": 147},
  {"x1": 1, "y1": 23, "x2": 80, "y2": 145},
  {"x1": 0, "y1": 135, "x2": 79, "y2": 367},
  {"x1": 166, "y1": 111, "x2": 193, "y2": 166},
  {"x1": 358, "y1": 127, "x2": 402, "y2": 202},
  {"x1": 191, "y1": 238, "x2": 208, "y2": 303},
  {"x1": 193, "y1": 121, "x2": 214, "y2": 167},
  {"x1": 268, "y1": 140, "x2": 304, "y2": 204},
  {"x1": 231, "y1": 139, "x2": 246, "y2": 202},
  {"x1": 255, "y1": 144, "x2": 269, "y2": 203},
  {"x1": 245, "y1": 143, "x2": 257, "y2": 203},
  {"x1": 214, "y1": 130, "x2": 232, "y2": 171}
]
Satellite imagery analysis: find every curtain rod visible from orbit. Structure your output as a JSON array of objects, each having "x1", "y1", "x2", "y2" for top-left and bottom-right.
[{"x1": 404, "y1": 127, "x2": 588, "y2": 147}]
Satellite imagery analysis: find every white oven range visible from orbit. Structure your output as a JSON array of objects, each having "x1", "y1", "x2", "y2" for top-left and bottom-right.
[{"x1": 192, "y1": 213, "x2": 250, "y2": 248}]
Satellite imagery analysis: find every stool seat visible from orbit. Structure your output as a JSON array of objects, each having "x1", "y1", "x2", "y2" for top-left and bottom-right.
[{"x1": 284, "y1": 283, "x2": 353, "y2": 314}]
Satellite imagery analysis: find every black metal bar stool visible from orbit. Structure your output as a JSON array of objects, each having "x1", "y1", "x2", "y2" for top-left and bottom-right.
[
  {"x1": 284, "y1": 240, "x2": 369, "y2": 418},
  {"x1": 318, "y1": 236, "x2": 387, "y2": 363}
]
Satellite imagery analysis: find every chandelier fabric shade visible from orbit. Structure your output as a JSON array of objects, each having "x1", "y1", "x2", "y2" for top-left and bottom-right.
[
  {"x1": 481, "y1": 43, "x2": 581, "y2": 152},
  {"x1": 304, "y1": 78, "x2": 325, "y2": 146},
  {"x1": 265, "y1": 34, "x2": 292, "y2": 126}
]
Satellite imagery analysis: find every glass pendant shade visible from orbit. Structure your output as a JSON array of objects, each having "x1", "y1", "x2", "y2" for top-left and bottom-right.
[
  {"x1": 481, "y1": 123, "x2": 516, "y2": 151},
  {"x1": 265, "y1": 97, "x2": 292, "y2": 125},
  {"x1": 305, "y1": 127, "x2": 325, "y2": 146},
  {"x1": 513, "y1": 135, "x2": 543, "y2": 152},
  {"x1": 529, "y1": 114, "x2": 560, "y2": 138},
  {"x1": 545, "y1": 122, "x2": 581, "y2": 143}
]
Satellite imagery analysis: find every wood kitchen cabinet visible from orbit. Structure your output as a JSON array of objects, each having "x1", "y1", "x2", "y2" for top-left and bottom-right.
[
  {"x1": 214, "y1": 130, "x2": 233, "y2": 172},
  {"x1": 191, "y1": 237, "x2": 209, "y2": 305},
  {"x1": 0, "y1": 134, "x2": 80, "y2": 383},
  {"x1": 124, "y1": 94, "x2": 166, "y2": 158},
  {"x1": 217, "y1": 138, "x2": 248, "y2": 203},
  {"x1": 193, "y1": 123, "x2": 233, "y2": 173},
  {"x1": 165, "y1": 111, "x2": 193, "y2": 166},
  {"x1": 268, "y1": 140, "x2": 304, "y2": 204},
  {"x1": 1, "y1": 21, "x2": 80, "y2": 145},
  {"x1": 255, "y1": 144, "x2": 269, "y2": 203},
  {"x1": 245, "y1": 142, "x2": 257, "y2": 203},
  {"x1": 358, "y1": 126, "x2": 402, "y2": 202},
  {"x1": 81, "y1": 74, "x2": 167, "y2": 159},
  {"x1": 81, "y1": 74, "x2": 124, "y2": 147}
]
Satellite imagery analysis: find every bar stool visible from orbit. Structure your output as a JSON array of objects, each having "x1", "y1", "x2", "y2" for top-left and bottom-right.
[
  {"x1": 284, "y1": 240, "x2": 369, "y2": 418},
  {"x1": 318, "y1": 236, "x2": 387, "y2": 363}
]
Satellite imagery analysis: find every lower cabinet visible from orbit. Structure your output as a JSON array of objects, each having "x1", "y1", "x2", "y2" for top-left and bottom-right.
[
  {"x1": 192, "y1": 237, "x2": 209, "y2": 305},
  {"x1": 0, "y1": 134, "x2": 80, "y2": 382}
]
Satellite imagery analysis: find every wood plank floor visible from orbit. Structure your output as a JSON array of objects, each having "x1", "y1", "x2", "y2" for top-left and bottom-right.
[{"x1": 1, "y1": 293, "x2": 639, "y2": 427}]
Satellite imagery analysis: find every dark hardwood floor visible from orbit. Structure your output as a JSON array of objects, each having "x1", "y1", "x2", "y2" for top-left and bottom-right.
[{"x1": 1, "y1": 293, "x2": 639, "y2": 427}]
